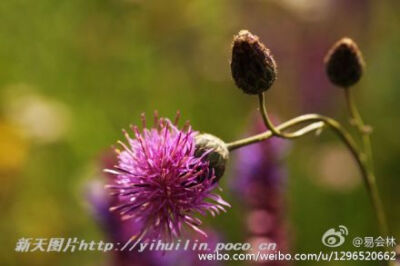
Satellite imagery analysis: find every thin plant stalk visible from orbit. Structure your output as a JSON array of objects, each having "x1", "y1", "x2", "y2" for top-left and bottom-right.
[
  {"x1": 344, "y1": 88, "x2": 389, "y2": 237},
  {"x1": 227, "y1": 93, "x2": 389, "y2": 245}
]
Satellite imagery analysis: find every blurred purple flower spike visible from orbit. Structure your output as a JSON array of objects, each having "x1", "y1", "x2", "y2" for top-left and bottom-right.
[
  {"x1": 86, "y1": 178, "x2": 158, "y2": 266},
  {"x1": 232, "y1": 115, "x2": 289, "y2": 202},
  {"x1": 232, "y1": 114, "x2": 291, "y2": 265}
]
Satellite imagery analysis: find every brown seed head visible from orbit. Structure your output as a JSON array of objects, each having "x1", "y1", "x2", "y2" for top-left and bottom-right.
[
  {"x1": 324, "y1": 37, "x2": 365, "y2": 88},
  {"x1": 231, "y1": 30, "x2": 277, "y2": 94}
]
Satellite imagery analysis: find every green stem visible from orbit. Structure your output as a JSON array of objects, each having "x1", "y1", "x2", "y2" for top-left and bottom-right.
[
  {"x1": 227, "y1": 112, "x2": 389, "y2": 240},
  {"x1": 344, "y1": 88, "x2": 389, "y2": 238},
  {"x1": 257, "y1": 93, "x2": 301, "y2": 139},
  {"x1": 344, "y1": 88, "x2": 374, "y2": 166},
  {"x1": 228, "y1": 113, "x2": 359, "y2": 161},
  {"x1": 227, "y1": 117, "x2": 325, "y2": 151}
]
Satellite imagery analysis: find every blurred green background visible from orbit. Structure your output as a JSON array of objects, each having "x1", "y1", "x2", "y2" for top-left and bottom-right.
[{"x1": 0, "y1": 0, "x2": 399, "y2": 265}]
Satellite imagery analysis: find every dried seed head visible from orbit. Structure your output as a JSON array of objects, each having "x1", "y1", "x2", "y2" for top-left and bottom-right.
[
  {"x1": 195, "y1": 133, "x2": 229, "y2": 182},
  {"x1": 231, "y1": 30, "x2": 277, "y2": 94},
  {"x1": 324, "y1": 37, "x2": 365, "y2": 88}
]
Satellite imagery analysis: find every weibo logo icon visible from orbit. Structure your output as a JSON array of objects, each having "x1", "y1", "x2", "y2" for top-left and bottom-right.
[{"x1": 322, "y1": 225, "x2": 349, "y2": 247}]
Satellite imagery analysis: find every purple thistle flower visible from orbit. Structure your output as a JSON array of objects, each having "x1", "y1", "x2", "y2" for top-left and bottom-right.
[
  {"x1": 87, "y1": 179, "x2": 223, "y2": 266},
  {"x1": 86, "y1": 151, "x2": 223, "y2": 266},
  {"x1": 105, "y1": 112, "x2": 230, "y2": 241}
]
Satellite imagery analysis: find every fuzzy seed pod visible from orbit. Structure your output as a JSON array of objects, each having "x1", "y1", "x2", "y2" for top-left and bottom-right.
[
  {"x1": 231, "y1": 30, "x2": 277, "y2": 94},
  {"x1": 325, "y1": 37, "x2": 365, "y2": 88},
  {"x1": 195, "y1": 133, "x2": 229, "y2": 182}
]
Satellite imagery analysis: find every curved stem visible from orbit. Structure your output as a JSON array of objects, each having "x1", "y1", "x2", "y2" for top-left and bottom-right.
[
  {"x1": 261, "y1": 88, "x2": 388, "y2": 238},
  {"x1": 257, "y1": 93, "x2": 301, "y2": 139},
  {"x1": 227, "y1": 112, "x2": 389, "y2": 238},
  {"x1": 227, "y1": 119, "x2": 325, "y2": 151},
  {"x1": 228, "y1": 114, "x2": 355, "y2": 152},
  {"x1": 258, "y1": 92, "x2": 281, "y2": 136}
]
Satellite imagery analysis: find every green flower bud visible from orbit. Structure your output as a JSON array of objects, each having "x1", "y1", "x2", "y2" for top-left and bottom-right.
[{"x1": 195, "y1": 133, "x2": 229, "y2": 182}]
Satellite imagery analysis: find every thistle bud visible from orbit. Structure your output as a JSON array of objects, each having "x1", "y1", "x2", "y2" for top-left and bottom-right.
[
  {"x1": 195, "y1": 133, "x2": 229, "y2": 182},
  {"x1": 231, "y1": 30, "x2": 277, "y2": 94},
  {"x1": 324, "y1": 37, "x2": 365, "y2": 88}
]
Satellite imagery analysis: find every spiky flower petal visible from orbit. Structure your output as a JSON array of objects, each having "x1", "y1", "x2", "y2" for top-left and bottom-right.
[{"x1": 105, "y1": 113, "x2": 230, "y2": 240}]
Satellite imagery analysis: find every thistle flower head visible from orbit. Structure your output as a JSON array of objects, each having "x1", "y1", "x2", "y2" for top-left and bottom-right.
[
  {"x1": 324, "y1": 37, "x2": 365, "y2": 88},
  {"x1": 231, "y1": 30, "x2": 277, "y2": 94},
  {"x1": 105, "y1": 112, "x2": 230, "y2": 240}
]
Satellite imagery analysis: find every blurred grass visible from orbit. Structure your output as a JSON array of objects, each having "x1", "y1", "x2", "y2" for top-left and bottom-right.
[{"x1": 0, "y1": 0, "x2": 399, "y2": 265}]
